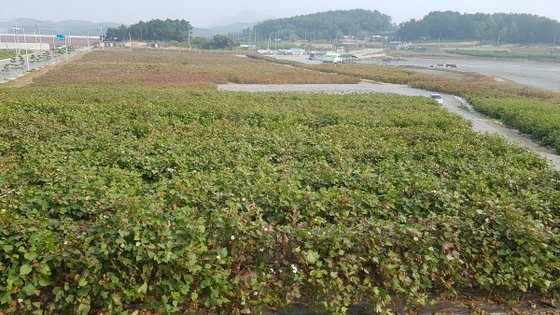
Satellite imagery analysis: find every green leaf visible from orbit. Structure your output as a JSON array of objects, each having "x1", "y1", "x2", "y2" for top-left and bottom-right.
[
  {"x1": 22, "y1": 283, "x2": 36, "y2": 295},
  {"x1": 0, "y1": 292, "x2": 11, "y2": 304},
  {"x1": 190, "y1": 292, "x2": 199, "y2": 301},
  {"x1": 218, "y1": 247, "x2": 228, "y2": 259},
  {"x1": 38, "y1": 276, "x2": 52, "y2": 287},
  {"x1": 78, "y1": 302, "x2": 91, "y2": 314},
  {"x1": 305, "y1": 250, "x2": 320, "y2": 264},
  {"x1": 20, "y1": 264, "x2": 33, "y2": 275},
  {"x1": 137, "y1": 282, "x2": 148, "y2": 294},
  {"x1": 24, "y1": 252, "x2": 37, "y2": 261},
  {"x1": 78, "y1": 278, "x2": 88, "y2": 287}
]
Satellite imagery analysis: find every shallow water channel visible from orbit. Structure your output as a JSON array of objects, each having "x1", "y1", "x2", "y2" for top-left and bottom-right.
[{"x1": 386, "y1": 56, "x2": 560, "y2": 93}]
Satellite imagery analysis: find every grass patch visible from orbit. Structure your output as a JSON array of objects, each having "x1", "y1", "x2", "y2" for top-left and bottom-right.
[
  {"x1": 446, "y1": 49, "x2": 560, "y2": 61},
  {"x1": 0, "y1": 50, "x2": 16, "y2": 60}
]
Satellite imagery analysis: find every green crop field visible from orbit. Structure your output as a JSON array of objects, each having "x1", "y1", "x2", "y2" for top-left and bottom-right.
[
  {"x1": 294, "y1": 62, "x2": 560, "y2": 153},
  {"x1": 0, "y1": 50, "x2": 559, "y2": 315}
]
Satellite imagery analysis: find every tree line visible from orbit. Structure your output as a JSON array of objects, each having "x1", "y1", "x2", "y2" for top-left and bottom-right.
[
  {"x1": 105, "y1": 19, "x2": 234, "y2": 49},
  {"x1": 105, "y1": 19, "x2": 192, "y2": 42},
  {"x1": 105, "y1": 10, "x2": 560, "y2": 47},
  {"x1": 398, "y1": 11, "x2": 560, "y2": 45},
  {"x1": 247, "y1": 9, "x2": 394, "y2": 42}
]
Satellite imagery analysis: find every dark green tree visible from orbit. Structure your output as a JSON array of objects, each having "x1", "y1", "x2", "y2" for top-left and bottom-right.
[
  {"x1": 248, "y1": 9, "x2": 394, "y2": 42},
  {"x1": 398, "y1": 11, "x2": 560, "y2": 44},
  {"x1": 202, "y1": 35, "x2": 234, "y2": 49},
  {"x1": 106, "y1": 19, "x2": 192, "y2": 42}
]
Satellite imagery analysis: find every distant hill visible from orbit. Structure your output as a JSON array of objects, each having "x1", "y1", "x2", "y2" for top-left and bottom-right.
[
  {"x1": 191, "y1": 10, "x2": 274, "y2": 38},
  {"x1": 8, "y1": 9, "x2": 393, "y2": 41},
  {"x1": 205, "y1": 10, "x2": 274, "y2": 28},
  {"x1": 4, "y1": 18, "x2": 120, "y2": 37},
  {"x1": 398, "y1": 11, "x2": 560, "y2": 44},
  {"x1": 9, "y1": 10, "x2": 390, "y2": 41},
  {"x1": 252, "y1": 9, "x2": 395, "y2": 41},
  {"x1": 193, "y1": 22, "x2": 262, "y2": 38},
  {"x1": 192, "y1": 27, "x2": 216, "y2": 38},
  {"x1": 4, "y1": 16, "x2": 266, "y2": 40}
]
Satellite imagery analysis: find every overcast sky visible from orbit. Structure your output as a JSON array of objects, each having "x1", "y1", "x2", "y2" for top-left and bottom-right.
[{"x1": 1, "y1": 0, "x2": 559, "y2": 28}]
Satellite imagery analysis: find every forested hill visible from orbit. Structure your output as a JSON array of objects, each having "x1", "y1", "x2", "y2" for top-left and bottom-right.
[
  {"x1": 103, "y1": 10, "x2": 560, "y2": 45},
  {"x1": 398, "y1": 11, "x2": 560, "y2": 44},
  {"x1": 251, "y1": 9, "x2": 394, "y2": 41}
]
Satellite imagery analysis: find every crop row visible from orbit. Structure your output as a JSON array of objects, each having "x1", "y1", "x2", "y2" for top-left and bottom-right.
[
  {"x1": 470, "y1": 98, "x2": 560, "y2": 149},
  {"x1": 1, "y1": 87, "x2": 559, "y2": 314}
]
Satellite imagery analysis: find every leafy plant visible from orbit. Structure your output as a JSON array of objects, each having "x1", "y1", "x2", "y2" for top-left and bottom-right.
[{"x1": 0, "y1": 86, "x2": 559, "y2": 314}]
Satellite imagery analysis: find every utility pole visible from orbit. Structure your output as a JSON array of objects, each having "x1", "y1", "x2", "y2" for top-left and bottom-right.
[
  {"x1": 84, "y1": 30, "x2": 90, "y2": 52},
  {"x1": 22, "y1": 28, "x2": 29, "y2": 71},
  {"x1": 1, "y1": 20, "x2": 6, "y2": 50},
  {"x1": 13, "y1": 19, "x2": 20, "y2": 56},
  {"x1": 13, "y1": 26, "x2": 30, "y2": 72},
  {"x1": 36, "y1": 27, "x2": 42, "y2": 52},
  {"x1": 188, "y1": 27, "x2": 191, "y2": 51},
  {"x1": 38, "y1": 28, "x2": 54, "y2": 50},
  {"x1": 64, "y1": 29, "x2": 70, "y2": 61},
  {"x1": 46, "y1": 29, "x2": 54, "y2": 50},
  {"x1": 36, "y1": 23, "x2": 39, "y2": 50}
]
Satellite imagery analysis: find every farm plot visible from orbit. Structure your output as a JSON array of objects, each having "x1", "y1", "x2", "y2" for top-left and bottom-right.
[
  {"x1": 0, "y1": 86, "x2": 559, "y2": 314},
  {"x1": 27, "y1": 50, "x2": 358, "y2": 88},
  {"x1": 294, "y1": 62, "x2": 560, "y2": 153}
]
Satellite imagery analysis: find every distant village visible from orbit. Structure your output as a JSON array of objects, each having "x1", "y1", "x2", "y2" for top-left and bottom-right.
[{"x1": 1, "y1": 32, "x2": 406, "y2": 65}]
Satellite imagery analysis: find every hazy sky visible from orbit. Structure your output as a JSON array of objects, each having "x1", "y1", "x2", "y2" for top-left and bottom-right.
[{"x1": 1, "y1": 0, "x2": 559, "y2": 28}]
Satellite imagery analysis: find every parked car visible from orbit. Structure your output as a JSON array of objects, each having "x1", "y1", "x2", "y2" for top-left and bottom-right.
[{"x1": 429, "y1": 93, "x2": 443, "y2": 105}]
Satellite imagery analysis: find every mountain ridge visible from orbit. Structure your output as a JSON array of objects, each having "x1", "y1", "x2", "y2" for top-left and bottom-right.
[{"x1": 3, "y1": 14, "x2": 268, "y2": 39}]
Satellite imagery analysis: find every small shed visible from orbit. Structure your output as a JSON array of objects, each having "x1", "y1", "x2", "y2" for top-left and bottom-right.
[
  {"x1": 339, "y1": 54, "x2": 358, "y2": 63},
  {"x1": 288, "y1": 48, "x2": 305, "y2": 55}
]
